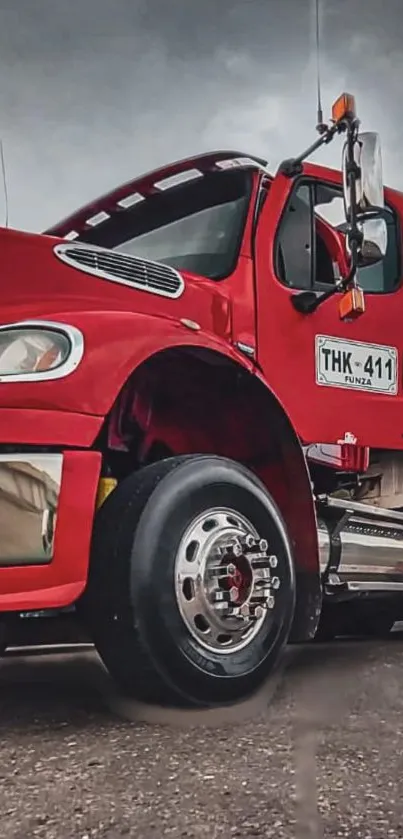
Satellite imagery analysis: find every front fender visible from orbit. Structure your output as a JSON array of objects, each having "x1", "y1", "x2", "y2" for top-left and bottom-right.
[{"x1": 0, "y1": 310, "x2": 255, "y2": 418}]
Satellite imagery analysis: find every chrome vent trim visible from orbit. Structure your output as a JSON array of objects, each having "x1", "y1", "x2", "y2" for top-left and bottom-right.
[{"x1": 54, "y1": 243, "x2": 185, "y2": 299}]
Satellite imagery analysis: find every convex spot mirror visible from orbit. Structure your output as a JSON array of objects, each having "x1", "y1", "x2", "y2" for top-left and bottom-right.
[{"x1": 342, "y1": 131, "x2": 388, "y2": 267}]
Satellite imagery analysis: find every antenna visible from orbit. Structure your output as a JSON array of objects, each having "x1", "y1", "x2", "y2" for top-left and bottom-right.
[
  {"x1": 0, "y1": 139, "x2": 9, "y2": 228},
  {"x1": 315, "y1": 0, "x2": 327, "y2": 134}
]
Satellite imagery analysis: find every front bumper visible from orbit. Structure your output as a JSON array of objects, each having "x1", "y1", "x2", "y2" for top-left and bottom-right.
[{"x1": 0, "y1": 408, "x2": 102, "y2": 447}]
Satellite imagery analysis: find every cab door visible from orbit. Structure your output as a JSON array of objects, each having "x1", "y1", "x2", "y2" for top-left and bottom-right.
[{"x1": 254, "y1": 164, "x2": 403, "y2": 450}]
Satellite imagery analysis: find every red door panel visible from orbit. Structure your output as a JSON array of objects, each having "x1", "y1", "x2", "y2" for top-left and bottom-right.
[{"x1": 254, "y1": 166, "x2": 403, "y2": 450}]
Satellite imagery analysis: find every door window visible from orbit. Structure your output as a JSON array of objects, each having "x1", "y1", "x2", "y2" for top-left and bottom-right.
[{"x1": 276, "y1": 179, "x2": 400, "y2": 293}]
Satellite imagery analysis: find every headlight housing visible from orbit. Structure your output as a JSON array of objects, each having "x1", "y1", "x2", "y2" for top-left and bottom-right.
[{"x1": 0, "y1": 322, "x2": 84, "y2": 381}]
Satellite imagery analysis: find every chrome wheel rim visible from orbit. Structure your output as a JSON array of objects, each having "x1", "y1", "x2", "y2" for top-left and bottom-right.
[{"x1": 174, "y1": 507, "x2": 281, "y2": 654}]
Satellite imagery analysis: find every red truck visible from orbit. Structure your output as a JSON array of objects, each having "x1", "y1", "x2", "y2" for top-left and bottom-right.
[{"x1": 0, "y1": 94, "x2": 402, "y2": 706}]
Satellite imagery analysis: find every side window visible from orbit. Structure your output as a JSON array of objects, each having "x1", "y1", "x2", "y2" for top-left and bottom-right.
[
  {"x1": 276, "y1": 182, "x2": 336, "y2": 290},
  {"x1": 276, "y1": 179, "x2": 401, "y2": 294},
  {"x1": 276, "y1": 184, "x2": 313, "y2": 289}
]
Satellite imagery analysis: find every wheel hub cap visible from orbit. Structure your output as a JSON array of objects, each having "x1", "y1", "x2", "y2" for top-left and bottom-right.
[{"x1": 174, "y1": 508, "x2": 281, "y2": 653}]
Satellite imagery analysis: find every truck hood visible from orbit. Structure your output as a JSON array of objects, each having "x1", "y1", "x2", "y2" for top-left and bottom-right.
[{"x1": 0, "y1": 226, "x2": 233, "y2": 341}]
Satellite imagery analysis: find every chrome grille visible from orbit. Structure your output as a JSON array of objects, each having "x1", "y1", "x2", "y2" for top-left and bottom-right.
[{"x1": 53, "y1": 244, "x2": 184, "y2": 299}]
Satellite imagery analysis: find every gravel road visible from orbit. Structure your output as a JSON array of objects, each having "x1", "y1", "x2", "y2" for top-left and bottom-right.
[{"x1": 1, "y1": 635, "x2": 403, "y2": 839}]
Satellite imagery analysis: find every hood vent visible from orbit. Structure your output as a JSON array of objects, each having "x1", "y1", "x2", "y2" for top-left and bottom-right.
[{"x1": 53, "y1": 243, "x2": 185, "y2": 299}]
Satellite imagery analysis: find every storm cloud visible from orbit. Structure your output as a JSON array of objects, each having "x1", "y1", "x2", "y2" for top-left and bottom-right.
[{"x1": 0, "y1": 0, "x2": 402, "y2": 230}]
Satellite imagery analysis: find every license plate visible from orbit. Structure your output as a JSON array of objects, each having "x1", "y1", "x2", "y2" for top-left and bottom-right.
[{"x1": 315, "y1": 335, "x2": 398, "y2": 395}]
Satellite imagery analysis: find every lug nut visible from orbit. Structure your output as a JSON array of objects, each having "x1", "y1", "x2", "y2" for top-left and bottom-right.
[
  {"x1": 250, "y1": 595, "x2": 268, "y2": 605},
  {"x1": 255, "y1": 586, "x2": 272, "y2": 598},
  {"x1": 271, "y1": 577, "x2": 280, "y2": 590},
  {"x1": 245, "y1": 534, "x2": 256, "y2": 548},
  {"x1": 215, "y1": 602, "x2": 230, "y2": 611},
  {"x1": 245, "y1": 544, "x2": 266, "y2": 556},
  {"x1": 269, "y1": 555, "x2": 278, "y2": 568},
  {"x1": 253, "y1": 606, "x2": 264, "y2": 619},
  {"x1": 259, "y1": 539, "x2": 268, "y2": 551},
  {"x1": 250, "y1": 558, "x2": 272, "y2": 569},
  {"x1": 267, "y1": 596, "x2": 275, "y2": 610},
  {"x1": 209, "y1": 566, "x2": 226, "y2": 577},
  {"x1": 229, "y1": 586, "x2": 239, "y2": 603},
  {"x1": 209, "y1": 563, "x2": 237, "y2": 578},
  {"x1": 213, "y1": 591, "x2": 231, "y2": 603},
  {"x1": 232, "y1": 543, "x2": 243, "y2": 557},
  {"x1": 255, "y1": 576, "x2": 270, "y2": 587}
]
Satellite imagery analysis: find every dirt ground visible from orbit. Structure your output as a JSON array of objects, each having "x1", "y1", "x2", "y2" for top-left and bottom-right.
[{"x1": 1, "y1": 635, "x2": 403, "y2": 839}]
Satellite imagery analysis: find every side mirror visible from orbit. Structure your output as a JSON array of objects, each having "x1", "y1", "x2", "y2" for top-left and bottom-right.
[
  {"x1": 342, "y1": 131, "x2": 388, "y2": 267},
  {"x1": 358, "y1": 217, "x2": 388, "y2": 266}
]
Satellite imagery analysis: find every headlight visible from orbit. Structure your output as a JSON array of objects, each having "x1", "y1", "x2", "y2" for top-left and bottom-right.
[{"x1": 0, "y1": 323, "x2": 84, "y2": 380}]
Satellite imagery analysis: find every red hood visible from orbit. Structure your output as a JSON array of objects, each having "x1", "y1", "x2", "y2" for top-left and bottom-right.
[{"x1": 0, "y1": 225, "x2": 234, "y2": 342}]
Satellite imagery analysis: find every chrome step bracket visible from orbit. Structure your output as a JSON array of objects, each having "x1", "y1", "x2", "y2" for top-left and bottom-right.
[
  {"x1": 346, "y1": 580, "x2": 403, "y2": 593},
  {"x1": 325, "y1": 578, "x2": 403, "y2": 598},
  {"x1": 317, "y1": 494, "x2": 403, "y2": 524}
]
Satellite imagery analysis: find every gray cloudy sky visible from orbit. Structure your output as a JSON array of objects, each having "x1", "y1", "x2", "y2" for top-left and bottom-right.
[{"x1": 0, "y1": 0, "x2": 402, "y2": 231}]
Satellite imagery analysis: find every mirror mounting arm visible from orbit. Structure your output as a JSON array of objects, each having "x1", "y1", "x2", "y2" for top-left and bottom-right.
[
  {"x1": 278, "y1": 122, "x2": 341, "y2": 178},
  {"x1": 343, "y1": 117, "x2": 363, "y2": 275},
  {"x1": 290, "y1": 265, "x2": 357, "y2": 316}
]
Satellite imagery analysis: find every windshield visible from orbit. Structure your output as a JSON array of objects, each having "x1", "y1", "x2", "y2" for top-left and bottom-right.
[{"x1": 75, "y1": 169, "x2": 252, "y2": 280}]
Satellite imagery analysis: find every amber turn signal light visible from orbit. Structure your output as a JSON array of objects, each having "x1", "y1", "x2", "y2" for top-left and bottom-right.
[
  {"x1": 339, "y1": 286, "x2": 365, "y2": 321},
  {"x1": 331, "y1": 93, "x2": 356, "y2": 124}
]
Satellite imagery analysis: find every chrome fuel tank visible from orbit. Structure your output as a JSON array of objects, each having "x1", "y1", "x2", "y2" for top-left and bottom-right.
[{"x1": 317, "y1": 498, "x2": 403, "y2": 591}]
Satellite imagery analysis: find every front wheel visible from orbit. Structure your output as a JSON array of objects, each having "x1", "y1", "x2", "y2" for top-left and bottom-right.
[{"x1": 82, "y1": 455, "x2": 296, "y2": 707}]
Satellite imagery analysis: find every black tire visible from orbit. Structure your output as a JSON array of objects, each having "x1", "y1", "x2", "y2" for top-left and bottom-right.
[
  {"x1": 82, "y1": 455, "x2": 296, "y2": 707},
  {"x1": 0, "y1": 620, "x2": 7, "y2": 655}
]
